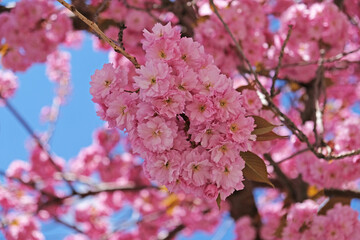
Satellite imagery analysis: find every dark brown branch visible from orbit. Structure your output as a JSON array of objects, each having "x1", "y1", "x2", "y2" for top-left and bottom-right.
[
  {"x1": 264, "y1": 154, "x2": 298, "y2": 201},
  {"x1": 324, "y1": 189, "x2": 360, "y2": 199}
]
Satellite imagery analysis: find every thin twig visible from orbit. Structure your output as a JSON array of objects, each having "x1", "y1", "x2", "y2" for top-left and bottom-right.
[
  {"x1": 281, "y1": 47, "x2": 360, "y2": 68},
  {"x1": 0, "y1": 170, "x2": 57, "y2": 199},
  {"x1": 1, "y1": 97, "x2": 76, "y2": 193},
  {"x1": 270, "y1": 25, "x2": 293, "y2": 97},
  {"x1": 54, "y1": 216, "x2": 84, "y2": 234},
  {"x1": 277, "y1": 148, "x2": 310, "y2": 164},
  {"x1": 56, "y1": 0, "x2": 140, "y2": 68}
]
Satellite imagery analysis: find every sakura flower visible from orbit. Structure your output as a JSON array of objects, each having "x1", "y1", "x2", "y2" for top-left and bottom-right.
[
  {"x1": 137, "y1": 116, "x2": 178, "y2": 153},
  {"x1": 90, "y1": 63, "x2": 116, "y2": 101},
  {"x1": 186, "y1": 94, "x2": 215, "y2": 125},
  {"x1": 182, "y1": 148, "x2": 211, "y2": 186},
  {"x1": 133, "y1": 60, "x2": 171, "y2": 99},
  {"x1": 214, "y1": 89, "x2": 245, "y2": 121}
]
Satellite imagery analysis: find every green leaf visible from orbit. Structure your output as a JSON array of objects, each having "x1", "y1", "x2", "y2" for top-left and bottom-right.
[
  {"x1": 255, "y1": 131, "x2": 288, "y2": 141},
  {"x1": 216, "y1": 194, "x2": 221, "y2": 210},
  {"x1": 251, "y1": 115, "x2": 278, "y2": 135},
  {"x1": 317, "y1": 197, "x2": 351, "y2": 215},
  {"x1": 240, "y1": 151, "x2": 274, "y2": 188}
]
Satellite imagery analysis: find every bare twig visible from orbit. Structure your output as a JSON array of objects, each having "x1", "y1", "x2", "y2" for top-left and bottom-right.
[
  {"x1": 270, "y1": 25, "x2": 293, "y2": 97},
  {"x1": 57, "y1": 0, "x2": 140, "y2": 68},
  {"x1": 281, "y1": 47, "x2": 360, "y2": 68},
  {"x1": 54, "y1": 216, "x2": 84, "y2": 234},
  {"x1": 277, "y1": 148, "x2": 310, "y2": 164},
  {"x1": 0, "y1": 170, "x2": 57, "y2": 199},
  {"x1": 1, "y1": 97, "x2": 76, "y2": 193}
]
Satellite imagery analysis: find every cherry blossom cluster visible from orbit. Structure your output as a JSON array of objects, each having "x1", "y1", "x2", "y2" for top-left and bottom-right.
[
  {"x1": 0, "y1": 127, "x2": 225, "y2": 239},
  {"x1": 257, "y1": 198, "x2": 360, "y2": 240},
  {"x1": 0, "y1": 0, "x2": 71, "y2": 71},
  {"x1": 274, "y1": 1, "x2": 349, "y2": 82},
  {"x1": 90, "y1": 23, "x2": 256, "y2": 200},
  {"x1": 282, "y1": 201, "x2": 360, "y2": 240},
  {"x1": 195, "y1": 0, "x2": 268, "y2": 75},
  {"x1": 272, "y1": 119, "x2": 360, "y2": 189},
  {"x1": 3, "y1": 214, "x2": 44, "y2": 240},
  {"x1": 0, "y1": 69, "x2": 17, "y2": 103}
]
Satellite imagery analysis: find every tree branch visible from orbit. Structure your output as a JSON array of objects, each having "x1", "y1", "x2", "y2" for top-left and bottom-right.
[
  {"x1": 324, "y1": 189, "x2": 360, "y2": 199},
  {"x1": 264, "y1": 154, "x2": 298, "y2": 201},
  {"x1": 281, "y1": 46, "x2": 360, "y2": 68},
  {"x1": 56, "y1": 0, "x2": 141, "y2": 68},
  {"x1": 53, "y1": 216, "x2": 84, "y2": 234}
]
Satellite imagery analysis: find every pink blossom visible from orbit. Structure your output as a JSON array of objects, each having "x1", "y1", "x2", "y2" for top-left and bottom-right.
[
  {"x1": 137, "y1": 116, "x2": 177, "y2": 153},
  {"x1": 182, "y1": 148, "x2": 211, "y2": 186},
  {"x1": 213, "y1": 158, "x2": 245, "y2": 192},
  {"x1": 186, "y1": 94, "x2": 215, "y2": 125},
  {"x1": 214, "y1": 89, "x2": 245, "y2": 121},
  {"x1": 133, "y1": 60, "x2": 171, "y2": 99},
  {"x1": 204, "y1": 183, "x2": 218, "y2": 200},
  {"x1": 90, "y1": 63, "x2": 116, "y2": 101}
]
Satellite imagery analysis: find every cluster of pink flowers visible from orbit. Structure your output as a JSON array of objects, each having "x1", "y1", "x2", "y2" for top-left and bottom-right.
[
  {"x1": 195, "y1": 0, "x2": 268, "y2": 75},
  {"x1": 283, "y1": 201, "x2": 360, "y2": 240},
  {"x1": 0, "y1": 69, "x2": 17, "y2": 102},
  {"x1": 284, "y1": 119, "x2": 360, "y2": 189},
  {"x1": 0, "y1": 127, "x2": 226, "y2": 239},
  {"x1": 0, "y1": 0, "x2": 71, "y2": 71},
  {"x1": 90, "y1": 23, "x2": 256, "y2": 200},
  {"x1": 274, "y1": 1, "x2": 349, "y2": 82},
  {"x1": 3, "y1": 214, "x2": 44, "y2": 240},
  {"x1": 258, "y1": 199, "x2": 360, "y2": 240}
]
